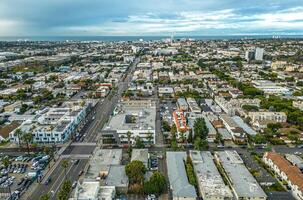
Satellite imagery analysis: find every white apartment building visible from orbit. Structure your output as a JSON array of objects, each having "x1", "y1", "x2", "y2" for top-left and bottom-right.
[
  {"x1": 9, "y1": 101, "x2": 89, "y2": 143},
  {"x1": 263, "y1": 152, "x2": 303, "y2": 200},
  {"x1": 248, "y1": 111, "x2": 287, "y2": 129}
]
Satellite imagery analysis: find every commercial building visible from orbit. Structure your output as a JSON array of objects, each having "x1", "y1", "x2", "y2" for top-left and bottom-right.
[
  {"x1": 166, "y1": 152, "x2": 197, "y2": 200},
  {"x1": 85, "y1": 149, "x2": 122, "y2": 179},
  {"x1": 131, "y1": 149, "x2": 149, "y2": 168},
  {"x1": 263, "y1": 152, "x2": 303, "y2": 200},
  {"x1": 215, "y1": 151, "x2": 267, "y2": 200},
  {"x1": 189, "y1": 151, "x2": 233, "y2": 200},
  {"x1": 102, "y1": 100, "x2": 156, "y2": 145},
  {"x1": 72, "y1": 181, "x2": 100, "y2": 200}
]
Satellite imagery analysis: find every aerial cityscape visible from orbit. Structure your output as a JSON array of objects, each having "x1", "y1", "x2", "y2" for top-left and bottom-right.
[{"x1": 0, "y1": 1, "x2": 303, "y2": 200}]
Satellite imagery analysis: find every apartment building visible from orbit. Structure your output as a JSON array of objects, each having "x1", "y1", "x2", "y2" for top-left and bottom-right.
[
  {"x1": 248, "y1": 112, "x2": 287, "y2": 129},
  {"x1": 263, "y1": 152, "x2": 303, "y2": 200}
]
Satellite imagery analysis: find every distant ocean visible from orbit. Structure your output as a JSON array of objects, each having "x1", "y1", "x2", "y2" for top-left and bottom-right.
[{"x1": 0, "y1": 35, "x2": 303, "y2": 42}]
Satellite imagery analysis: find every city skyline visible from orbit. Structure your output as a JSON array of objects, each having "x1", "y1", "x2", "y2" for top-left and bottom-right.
[{"x1": 0, "y1": 0, "x2": 303, "y2": 36}]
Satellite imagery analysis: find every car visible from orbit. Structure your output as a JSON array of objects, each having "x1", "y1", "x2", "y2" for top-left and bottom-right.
[
  {"x1": 294, "y1": 151, "x2": 302, "y2": 155},
  {"x1": 45, "y1": 177, "x2": 51, "y2": 185},
  {"x1": 78, "y1": 170, "x2": 84, "y2": 176},
  {"x1": 74, "y1": 159, "x2": 80, "y2": 165},
  {"x1": 72, "y1": 181, "x2": 77, "y2": 189}
]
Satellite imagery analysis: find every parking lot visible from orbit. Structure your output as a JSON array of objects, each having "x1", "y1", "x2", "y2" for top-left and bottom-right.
[{"x1": 0, "y1": 154, "x2": 50, "y2": 200}]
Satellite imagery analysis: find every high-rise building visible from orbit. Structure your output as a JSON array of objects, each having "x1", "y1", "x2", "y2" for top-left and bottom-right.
[
  {"x1": 255, "y1": 47, "x2": 264, "y2": 61},
  {"x1": 245, "y1": 50, "x2": 255, "y2": 62}
]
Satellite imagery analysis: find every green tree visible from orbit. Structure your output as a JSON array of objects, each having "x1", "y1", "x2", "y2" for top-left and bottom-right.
[
  {"x1": 1, "y1": 156, "x2": 11, "y2": 168},
  {"x1": 125, "y1": 160, "x2": 146, "y2": 185},
  {"x1": 135, "y1": 137, "x2": 145, "y2": 148},
  {"x1": 61, "y1": 160, "x2": 69, "y2": 178},
  {"x1": 57, "y1": 180, "x2": 72, "y2": 200},
  {"x1": 126, "y1": 131, "x2": 133, "y2": 147},
  {"x1": 143, "y1": 172, "x2": 167, "y2": 195},
  {"x1": 22, "y1": 132, "x2": 33, "y2": 155},
  {"x1": 39, "y1": 194, "x2": 50, "y2": 200},
  {"x1": 194, "y1": 137, "x2": 208, "y2": 150},
  {"x1": 193, "y1": 118, "x2": 208, "y2": 140},
  {"x1": 162, "y1": 121, "x2": 171, "y2": 132}
]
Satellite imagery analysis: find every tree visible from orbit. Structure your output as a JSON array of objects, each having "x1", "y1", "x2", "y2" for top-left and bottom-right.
[
  {"x1": 125, "y1": 160, "x2": 146, "y2": 185},
  {"x1": 194, "y1": 138, "x2": 208, "y2": 150},
  {"x1": 135, "y1": 137, "x2": 145, "y2": 148},
  {"x1": 22, "y1": 132, "x2": 33, "y2": 155},
  {"x1": 2, "y1": 156, "x2": 11, "y2": 168},
  {"x1": 57, "y1": 180, "x2": 72, "y2": 200},
  {"x1": 126, "y1": 131, "x2": 133, "y2": 147},
  {"x1": 61, "y1": 160, "x2": 69, "y2": 178},
  {"x1": 162, "y1": 121, "x2": 171, "y2": 132},
  {"x1": 39, "y1": 194, "x2": 50, "y2": 200},
  {"x1": 143, "y1": 172, "x2": 167, "y2": 195},
  {"x1": 193, "y1": 118, "x2": 208, "y2": 140},
  {"x1": 147, "y1": 132, "x2": 153, "y2": 144},
  {"x1": 15, "y1": 128, "x2": 23, "y2": 147}
]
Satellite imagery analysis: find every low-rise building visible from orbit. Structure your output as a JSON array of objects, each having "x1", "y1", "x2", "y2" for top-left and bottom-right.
[
  {"x1": 263, "y1": 152, "x2": 303, "y2": 200},
  {"x1": 166, "y1": 152, "x2": 197, "y2": 200},
  {"x1": 215, "y1": 151, "x2": 267, "y2": 200},
  {"x1": 102, "y1": 100, "x2": 156, "y2": 145},
  {"x1": 131, "y1": 149, "x2": 149, "y2": 168},
  {"x1": 248, "y1": 112, "x2": 287, "y2": 129},
  {"x1": 190, "y1": 151, "x2": 233, "y2": 200}
]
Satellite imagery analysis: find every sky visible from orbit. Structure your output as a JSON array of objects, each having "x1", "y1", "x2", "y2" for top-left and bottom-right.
[{"x1": 0, "y1": 0, "x2": 303, "y2": 36}]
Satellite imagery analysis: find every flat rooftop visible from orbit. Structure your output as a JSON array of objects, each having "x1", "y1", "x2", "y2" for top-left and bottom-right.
[
  {"x1": 166, "y1": 152, "x2": 197, "y2": 199},
  {"x1": 104, "y1": 101, "x2": 156, "y2": 131},
  {"x1": 131, "y1": 149, "x2": 149, "y2": 166},
  {"x1": 215, "y1": 150, "x2": 267, "y2": 199},
  {"x1": 106, "y1": 165, "x2": 128, "y2": 187},
  {"x1": 86, "y1": 149, "x2": 122, "y2": 179},
  {"x1": 190, "y1": 151, "x2": 233, "y2": 199}
]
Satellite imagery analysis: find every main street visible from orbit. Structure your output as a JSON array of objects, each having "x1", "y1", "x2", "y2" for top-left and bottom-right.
[{"x1": 28, "y1": 57, "x2": 140, "y2": 200}]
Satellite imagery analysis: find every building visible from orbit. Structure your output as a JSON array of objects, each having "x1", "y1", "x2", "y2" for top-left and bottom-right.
[
  {"x1": 255, "y1": 47, "x2": 264, "y2": 61},
  {"x1": 131, "y1": 149, "x2": 149, "y2": 168},
  {"x1": 9, "y1": 101, "x2": 89, "y2": 144},
  {"x1": 248, "y1": 112, "x2": 287, "y2": 129},
  {"x1": 245, "y1": 50, "x2": 255, "y2": 62},
  {"x1": 105, "y1": 165, "x2": 128, "y2": 193},
  {"x1": 189, "y1": 151, "x2": 233, "y2": 200},
  {"x1": 263, "y1": 152, "x2": 303, "y2": 200},
  {"x1": 172, "y1": 110, "x2": 189, "y2": 137},
  {"x1": 166, "y1": 152, "x2": 197, "y2": 200},
  {"x1": 177, "y1": 98, "x2": 189, "y2": 111},
  {"x1": 215, "y1": 151, "x2": 267, "y2": 200},
  {"x1": 72, "y1": 181, "x2": 101, "y2": 200},
  {"x1": 220, "y1": 114, "x2": 246, "y2": 142},
  {"x1": 187, "y1": 98, "x2": 201, "y2": 113},
  {"x1": 85, "y1": 149, "x2": 122, "y2": 179},
  {"x1": 102, "y1": 100, "x2": 156, "y2": 145},
  {"x1": 158, "y1": 86, "x2": 174, "y2": 98},
  {"x1": 285, "y1": 154, "x2": 303, "y2": 171}
]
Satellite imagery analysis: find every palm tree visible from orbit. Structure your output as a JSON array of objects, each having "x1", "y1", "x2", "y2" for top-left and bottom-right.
[
  {"x1": 22, "y1": 132, "x2": 33, "y2": 155},
  {"x1": 126, "y1": 131, "x2": 133, "y2": 147},
  {"x1": 61, "y1": 160, "x2": 69, "y2": 179},
  {"x1": 15, "y1": 128, "x2": 23, "y2": 147},
  {"x1": 147, "y1": 132, "x2": 153, "y2": 145},
  {"x1": 2, "y1": 156, "x2": 10, "y2": 168}
]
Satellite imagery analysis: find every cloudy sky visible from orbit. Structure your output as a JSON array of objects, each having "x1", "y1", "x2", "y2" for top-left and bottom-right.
[{"x1": 0, "y1": 0, "x2": 303, "y2": 36}]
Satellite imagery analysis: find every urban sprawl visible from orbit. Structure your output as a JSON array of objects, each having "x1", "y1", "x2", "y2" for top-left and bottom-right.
[{"x1": 0, "y1": 38, "x2": 303, "y2": 200}]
